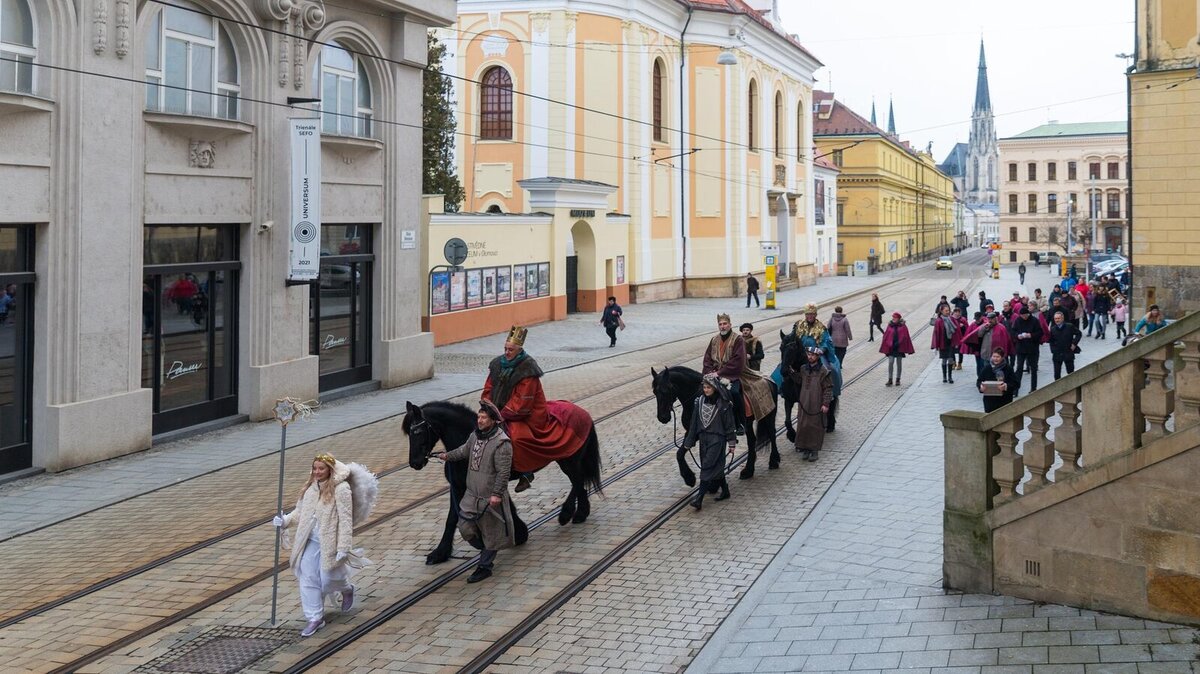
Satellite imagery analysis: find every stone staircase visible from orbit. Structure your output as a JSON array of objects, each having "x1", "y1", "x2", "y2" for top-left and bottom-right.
[{"x1": 942, "y1": 311, "x2": 1200, "y2": 626}]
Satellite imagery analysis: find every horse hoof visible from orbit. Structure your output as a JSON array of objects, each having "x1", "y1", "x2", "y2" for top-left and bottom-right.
[
  {"x1": 739, "y1": 467, "x2": 754, "y2": 480},
  {"x1": 425, "y1": 551, "x2": 450, "y2": 565},
  {"x1": 786, "y1": 430, "x2": 797, "y2": 443},
  {"x1": 769, "y1": 459, "x2": 780, "y2": 470},
  {"x1": 558, "y1": 510, "x2": 572, "y2": 525},
  {"x1": 571, "y1": 511, "x2": 588, "y2": 524},
  {"x1": 681, "y1": 472, "x2": 696, "y2": 488}
]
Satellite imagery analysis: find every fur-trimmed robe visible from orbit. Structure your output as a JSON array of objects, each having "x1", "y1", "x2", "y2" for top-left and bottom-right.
[{"x1": 282, "y1": 462, "x2": 354, "y2": 572}]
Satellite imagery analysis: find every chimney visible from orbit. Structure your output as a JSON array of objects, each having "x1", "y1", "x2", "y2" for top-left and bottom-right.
[{"x1": 742, "y1": 0, "x2": 781, "y2": 25}]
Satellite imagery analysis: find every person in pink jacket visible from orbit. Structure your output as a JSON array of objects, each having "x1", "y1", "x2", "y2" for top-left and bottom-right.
[
  {"x1": 1112, "y1": 299, "x2": 1129, "y2": 340},
  {"x1": 930, "y1": 304, "x2": 961, "y2": 384},
  {"x1": 880, "y1": 312, "x2": 916, "y2": 387},
  {"x1": 963, "y1": 312, "x2": 1013, "y2": 379}
]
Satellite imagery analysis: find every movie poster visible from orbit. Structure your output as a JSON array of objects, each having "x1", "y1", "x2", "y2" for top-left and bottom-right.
[
  {"x1": 449, "y1": 271, "x2": 466, "y2": 311},
  {"x1": 466, "y1": 269, "x2": 482, "y2": 308},
  {"x1": 497, "y1": 266, "x2": 511, "y2": 303},
  {"x1": 538, "y1": 262, "x2": 550, "y2": 296},
  {"x1": 513, "y1": 265, "x2": 526, "y2": 301},
  {"x1": 616, "y1": 256, "x2": 625, "y2": 285},
  {"x1": 430, "y1": 271, "x2": 450, "y2": 314},
  {"x1": 482, "y1": 268, "x2": 497, "y2": 305},
  {"x1": 525, "y1": 263, "x2": 538, "y2": 299}
]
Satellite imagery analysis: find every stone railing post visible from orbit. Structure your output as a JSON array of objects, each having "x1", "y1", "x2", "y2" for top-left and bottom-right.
[
  {"x1": 942, "y1": 411, "x2": 994, "y2": 594},
  {"x1": 1022, "y1": 402, "x2": 1056, "y2": 489},
  {"x1": 992, "y1": 417, "x2": 1025, "y2": 502},
  {"x1": 1176, "y1": 334, "x2": 1200, "y2": 430},
  {"x1": 1054, "y1": 390, "x2": 1082, "y2": 474},
  {"x1": 1141, "y1": 345, "x2": 1175, "y2": 443}
]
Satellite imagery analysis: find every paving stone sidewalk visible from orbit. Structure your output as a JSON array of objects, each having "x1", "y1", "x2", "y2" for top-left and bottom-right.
[
  {"x1": 0, "y1": 271, "x2": 898, "y2": 541},
  {"x1": 690, "y1": 271, "x2": 1200, "y2": 674}
]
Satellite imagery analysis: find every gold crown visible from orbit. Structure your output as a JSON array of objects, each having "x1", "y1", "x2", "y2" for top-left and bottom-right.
[
  {"x1": 716, "y1": 313, "x2": 731, "y2": 324},
  {"x1": 315, "y1": 453, "x2": 336, "y2": 467},
  {"x1": 803, "y1": 302, "x2": 819, "y2": 314},
  {"x1": 506, "y1": 325, "x2": 528, "y2": 347}
]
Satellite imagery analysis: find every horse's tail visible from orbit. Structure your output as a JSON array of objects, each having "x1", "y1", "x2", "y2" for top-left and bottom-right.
[{"x1": 581, "y1": 426, "x2": 604, "y2": 496}]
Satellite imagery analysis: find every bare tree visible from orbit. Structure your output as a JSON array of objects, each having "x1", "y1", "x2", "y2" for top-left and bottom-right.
[{"x1": 1032, "y1": 212, "x2": 1092, "y2": 255}]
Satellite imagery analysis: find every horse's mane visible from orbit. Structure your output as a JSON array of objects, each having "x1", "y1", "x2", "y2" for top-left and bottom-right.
[{"x1": 402, "y1": 400, "x2": 476, "y2": 434}]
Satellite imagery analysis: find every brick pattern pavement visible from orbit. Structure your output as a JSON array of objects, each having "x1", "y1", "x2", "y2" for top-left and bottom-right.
[{"x1": 690, "y1": 270, "x2": 1200, "y2": 674}]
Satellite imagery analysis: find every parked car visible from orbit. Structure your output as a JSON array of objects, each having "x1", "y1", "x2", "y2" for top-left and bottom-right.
[
  {"x1": 1036, "y1": 252, "x2": 1060, "y2": 266},
  {"x1": 935, "y1": 256, "x2": 954, "y2": 270}
]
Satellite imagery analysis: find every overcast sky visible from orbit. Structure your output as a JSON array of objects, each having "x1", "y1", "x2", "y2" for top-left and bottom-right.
[{"x1": 779, "y1": 0, "x2": 1134, "y2": 161}]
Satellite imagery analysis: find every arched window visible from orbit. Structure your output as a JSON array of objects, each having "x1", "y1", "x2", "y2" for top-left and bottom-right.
[
  {"x1": 747, "y1": 79, "x2": 757, "y2": 151},
  {"x1": 144, "y1": 0, "x2": 240, "y2": 119},
  {"x1": 652, "y1": 58, "x2": 665, "y2": 143},
  {"x1": 315, "y1": 42, "x2": 373, "y2": 137},
  {"x1": 480, "y1": 66, "x2": 513, "y2": 140},
  {"x1": 0, "y1": 0, "x2": 34, "y2": 93},
  {"x1": 773, "y1": 91, "x2": 783, "y2": 157}
]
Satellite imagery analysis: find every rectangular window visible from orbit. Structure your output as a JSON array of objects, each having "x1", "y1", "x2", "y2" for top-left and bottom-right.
[
  {"x1": 1047, "y1": 162, "x2": 1057, "y2": 181},
  {"x1": 1027, "y1": 162, "x2": 1037, "y2": 181},
  {"x1": 832, "y1": 150, "x2": 843, "y2": 167},
  {"x1": 836, "y1": 203, "x2": 844, "y2": 226},
  {"x1": 1028, "y1": 227, "x2": 1037, "y2": 242},
  {"x1": 1107, "y1": 192, "x2": 1121, "y2": 219},
  {"x1": 1049, "y1": 226, "x2": 1059, "y2": 243},
  {"x1": 1068, "y1": 161, "x2": 1077, "y2": 181},
  {"x1": 1009, "y1": 226, "x2": 1018, "y2": 242},
  {"x1": 1008, "y1": 163, "x2": 1017, "y2": 181},
  {"x1": 1009, "y1": 251, "x2": 1017, "y2": 262},
  {"x1": 1089, "y1": 162, "x2": 1101, "y2": 180},
  {"x1": 1089, "y1": 191, "x2": 1099, "y2": 218},
  {"x1": 1029, "y1": 251, "x2": 1039, "y2": 261},
  {"x1": 1108, "y1": 162, "x2": 1119, "y2": 180},
  {"x1": 1008, "y1": 194, "x2": 1018, "y2": 214},
  {"x1": 1027, "y1": 194, "x2": 1037, "y2": 213},
  {"x1": 1047, "y1": 193, "x2": 1057, "y2": 214}
]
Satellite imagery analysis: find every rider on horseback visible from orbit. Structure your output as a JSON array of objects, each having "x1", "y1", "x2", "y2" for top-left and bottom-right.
[
  {"x1": 703, "y1": 314, "x2": 747, "y2": 435},
  {"x1": 483, "y1": 326, "x2": 541, "y2": 492},
  {"x1": 792, "y1": 303, "x2": 843, "y2": 432}
]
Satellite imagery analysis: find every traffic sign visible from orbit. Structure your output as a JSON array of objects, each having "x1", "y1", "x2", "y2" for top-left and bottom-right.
[
  {"x1": 443, "y1": 238, "x2": 468, "y2": 266},
  {"x1": 765, "y1": 255, "x2": 776, "y2": 265}
]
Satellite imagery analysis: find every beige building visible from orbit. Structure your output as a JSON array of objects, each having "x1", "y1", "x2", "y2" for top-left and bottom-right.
[
  {"x1": 0, "y1": 0, "x2": 451, "y2": 474},
  {"x1": 998, "y1": 122, "x2": 1128, "y2": 265}
]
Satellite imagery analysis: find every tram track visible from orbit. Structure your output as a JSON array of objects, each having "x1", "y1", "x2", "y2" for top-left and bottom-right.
[
  {"x1": 37, "y1": 280, "x2": 934, "y2": 674},
  {"x1": 2, "y1": 277, "x2": 916, "y2": 637},
  {"x1": 273, "y1": 270, "x2": 981, "y2": 674}
]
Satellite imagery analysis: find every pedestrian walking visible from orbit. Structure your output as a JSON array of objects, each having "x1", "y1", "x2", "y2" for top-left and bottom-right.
[
  {"x1": 950, "y1": 290, "x2": 970, "y2": 317},
  {"x1": 273, "y1": 453, "x2": 377, "y2": 637},
  {"x1": 1092, "y1": 288, "x2": 1111, "y2": 339},
  {"x1": 978, "y1": 348, "x2": 1020, "y2": 413},
  {"x1": 868, "y1": 293, "x2": 885, "y2": 341},
  {"x1": 745, "y1": 273, "x2": 760, "y2": 308},
  {"x1": 681, "y1": 374, "x2": 737, "y2": 510},
  {"x1": 827, "y1": 306, "x2": 853, "y2": 364},
  {"x1": 930, "y1": 304, "x2": 960, "y2": 384},
  {"x1": 435, "y1": 400, "x2": 516, "y2": 583},
  {"x1": 963, "y1": 311, "x2": 1013, "y2": 379},
  {"x1": 1113, "y1": 299, "x2": 1128, "y2": 340},
  {"x1": 1084, "y1": 285, "x2": 1097, "y2": 337},
  {"x1": 879, "y1": 312, "x2": 915, "y2": 387},
  {"x1": 599, "y1": 296, "x2": 624, "y2": 347},
  {"x1": 1048, "y1": 309, "x2": 1082, "y2": 380},
  {"x1": 788, "y1": 347, "x2": 833, "y2": 462},
  {"x1": 1018, "y1": 262, "x2": 1027, "y2": 284},
  {"x1": 952, "y1": 307, "x2": 969, "y2": 370},
  {"x1": 1010, "y1": 305, "x2": 1044, "y2": 393},
  {"x1": 977, "y1": 290, "x2": 990, "y2": 314}
]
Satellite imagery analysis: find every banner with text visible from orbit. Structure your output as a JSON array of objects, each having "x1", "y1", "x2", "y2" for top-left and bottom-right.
[{"x1": 288, "y1": 118, "x2": 321, "y2": 282}]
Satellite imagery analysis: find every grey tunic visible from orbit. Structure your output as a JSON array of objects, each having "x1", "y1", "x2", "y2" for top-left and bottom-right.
[
  {"x1": 444, "y1": 427, "x2": 516, "y2": 551},
  {"x1": 682, "y1": 394, "x2": 737, "y2": 482},
  {"x1": 790, "y1": 362, "x2": 833, "y2": 451}
]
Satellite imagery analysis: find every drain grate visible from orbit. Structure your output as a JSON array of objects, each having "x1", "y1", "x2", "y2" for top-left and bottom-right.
[{"x1": 135, "y1": 626, "x2": 294, "y2": 674}]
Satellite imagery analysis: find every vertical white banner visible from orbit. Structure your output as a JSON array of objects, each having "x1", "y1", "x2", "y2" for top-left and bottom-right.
[{"x1": 288, "y1": 118, "x2": 321, "y2": 282}]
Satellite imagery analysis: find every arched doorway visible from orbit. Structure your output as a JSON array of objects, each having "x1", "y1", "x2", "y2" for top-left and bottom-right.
[{"x1": 568, "y1": 220, "x2": 597, "y2": 314}]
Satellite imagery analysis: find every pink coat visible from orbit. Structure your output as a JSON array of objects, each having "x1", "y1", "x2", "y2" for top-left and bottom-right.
[
  {"x1": 879, "y1": 321, "x2": 916, "y2": 356},
  {"x1": 930, "y1": 315, "x2": 961, "y2": 350},
  {"x1": 963, "y1": 320, "x2": 1014, "y2": 357}
]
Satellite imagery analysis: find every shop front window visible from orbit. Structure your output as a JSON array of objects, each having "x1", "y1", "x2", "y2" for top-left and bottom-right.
[
  {"x1": 0, "y1": 226, "x2": 33, "y2": 473},
  {"x1": 142, "y1": 225, "x2": 239, "y2": 434},
  {"x1": 310, "y1": 224, "x2": 373, "y2": 390}
]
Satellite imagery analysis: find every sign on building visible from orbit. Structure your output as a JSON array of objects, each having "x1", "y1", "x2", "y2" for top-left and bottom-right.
[{"x1": 288, "y1": 118, "x2": 321, "y2": 282}]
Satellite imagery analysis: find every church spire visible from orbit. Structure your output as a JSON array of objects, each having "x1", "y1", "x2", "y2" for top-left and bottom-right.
[
  {"x1": 887, "y1": 96, "x2": 896, "y2": 135},
  {"x1": 974, "y1": 39, "x2": 991, "y2": 112},
  {"x1": 870, "y1": 99, "x2": 877, "y2": 126}
]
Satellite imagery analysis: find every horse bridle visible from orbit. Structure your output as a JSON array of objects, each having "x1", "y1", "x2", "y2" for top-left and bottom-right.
[
  {"x1": 657, "y1": 370, "x2": 701, "y2": 469},
  {"x1": 409, "y1": 418, "x2": 439, "y2": 459}
]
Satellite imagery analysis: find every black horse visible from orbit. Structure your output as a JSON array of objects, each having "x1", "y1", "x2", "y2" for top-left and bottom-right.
[
  {"x1": 650, "y1": 366, "x2": 780, "y2": 483},
  {"x1": 778, "y1": 331, "x2": 838, "y2": 443},
  {"x1": 403, "y1": 400, "x2": 603, "y2": 565}
]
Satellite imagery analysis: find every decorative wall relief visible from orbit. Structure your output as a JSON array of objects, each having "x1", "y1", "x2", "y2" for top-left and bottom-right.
[
  {"x1": 114, "y1": 0, "x2": 131, "y2": 57},
  {"x1": 295, "y1": 4, "x2": 326, "y2": 90},
  {"x1": 93, "y1": 0, "x2": 109, "y2": 55},
  {"x1": 189, "y1": 141, "x2": 217, "y2": 169},
  {"x1": 481, "y1": 34, "x2": 509, "y2": 58},
  {"x1": 253, "y1": 0, "x2": 326, "y2": 89}
]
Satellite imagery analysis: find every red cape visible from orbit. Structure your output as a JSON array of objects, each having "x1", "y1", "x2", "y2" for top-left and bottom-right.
[{"x1": 484, "y1": 374, "x2": 592, "y2": 473}]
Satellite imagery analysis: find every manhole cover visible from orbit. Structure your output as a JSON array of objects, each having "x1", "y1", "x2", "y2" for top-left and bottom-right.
[{"x1": 136, "y1": 626, "x2": 294, "y2": 674}]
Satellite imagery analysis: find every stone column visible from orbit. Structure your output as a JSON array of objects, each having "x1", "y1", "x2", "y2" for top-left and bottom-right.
[{"x1": 942, "y1": 410, "x2": 994, "y2": 593}]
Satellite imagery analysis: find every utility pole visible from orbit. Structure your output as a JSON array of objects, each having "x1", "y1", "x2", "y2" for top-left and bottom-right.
[{"x1": 1066, "y1": 200, "x2": 1073, "y2": 254}]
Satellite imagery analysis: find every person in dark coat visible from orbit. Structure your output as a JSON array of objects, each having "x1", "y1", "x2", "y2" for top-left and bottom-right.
[
  {"x1": 1091, "y1": 289, "x2": 1111, "y2": 339},
  {"x1": 681, "y1": 374, "x2": 737, "y2": 510},
  {"x1": 1010, "y1": 305, "x2": 1044, "y2": 393},
  {"x1": 868, "y1": 293, "x2": 885, "y2": 341},
  {"x1": 789, "y1": 347, "x2": 833, "y2": 462},
  {"x1": 740, "y1": 323, "x2": 765, "y2": 371},
  {"x1": 978, "y1": 348, "x2": 1020, "y2": 413},
  {"x1": 977, "y1": 291, "x2": 989, "y2": 315},
  {"x1": 1018, "y1": 262, "x2": 1027, "y2": 284},
  {"x1": 827, "y1": 307, "x2": 853, "y2": 364},
  {"x1": 745, "y1": 273, "x2": 760, "y2": 308},
  {"x1": 1047, "y1": 308, "x2": 1082, "y2": 380},
  {"x1": 950, "y1": 290, "x2": 970, "y2": 318},
  {"x1": 930, "y1": 304, "x2": 960, "y2": 384},
  {"x1": 599, "y1": 296, "x2": 623, "y2": 347},
  {"x1": 879, "y1": 312, "x2": 916, "y2": 387}
]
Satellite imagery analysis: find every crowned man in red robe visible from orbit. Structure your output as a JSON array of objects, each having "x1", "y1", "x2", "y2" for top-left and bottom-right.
[{"x1": 482, "y1": 326, "x2": 592, "y2": 492}]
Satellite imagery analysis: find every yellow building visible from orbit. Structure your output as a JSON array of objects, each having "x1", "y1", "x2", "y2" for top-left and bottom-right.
[
  {"x1": 813, "y1": 92, "x2": 956, "y2": 273},
  {"x1": 431, "y1": 0, "x2": 823, "y2": 339},
  {"x1": 1131, "y1": 0, "x2": 1200, "y2": 316}
]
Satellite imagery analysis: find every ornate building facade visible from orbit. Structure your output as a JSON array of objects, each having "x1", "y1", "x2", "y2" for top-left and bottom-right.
[{"x1": 0, "y1": 0, "x2": 450, "y2": 473}]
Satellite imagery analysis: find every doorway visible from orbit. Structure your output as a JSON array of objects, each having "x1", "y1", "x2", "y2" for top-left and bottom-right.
[
  {"x1": 310, "y1": 225, "x2": 373, "y2": 391},
  {"x1": 0, "y1": 226, "x2": 33, "y2": 473},
  {"x1": 142, "y1": 225, "x2": 240, "y2": 435},
  {"x1": 565, "y1": 255, "x2": 579, "y2": 314}
]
